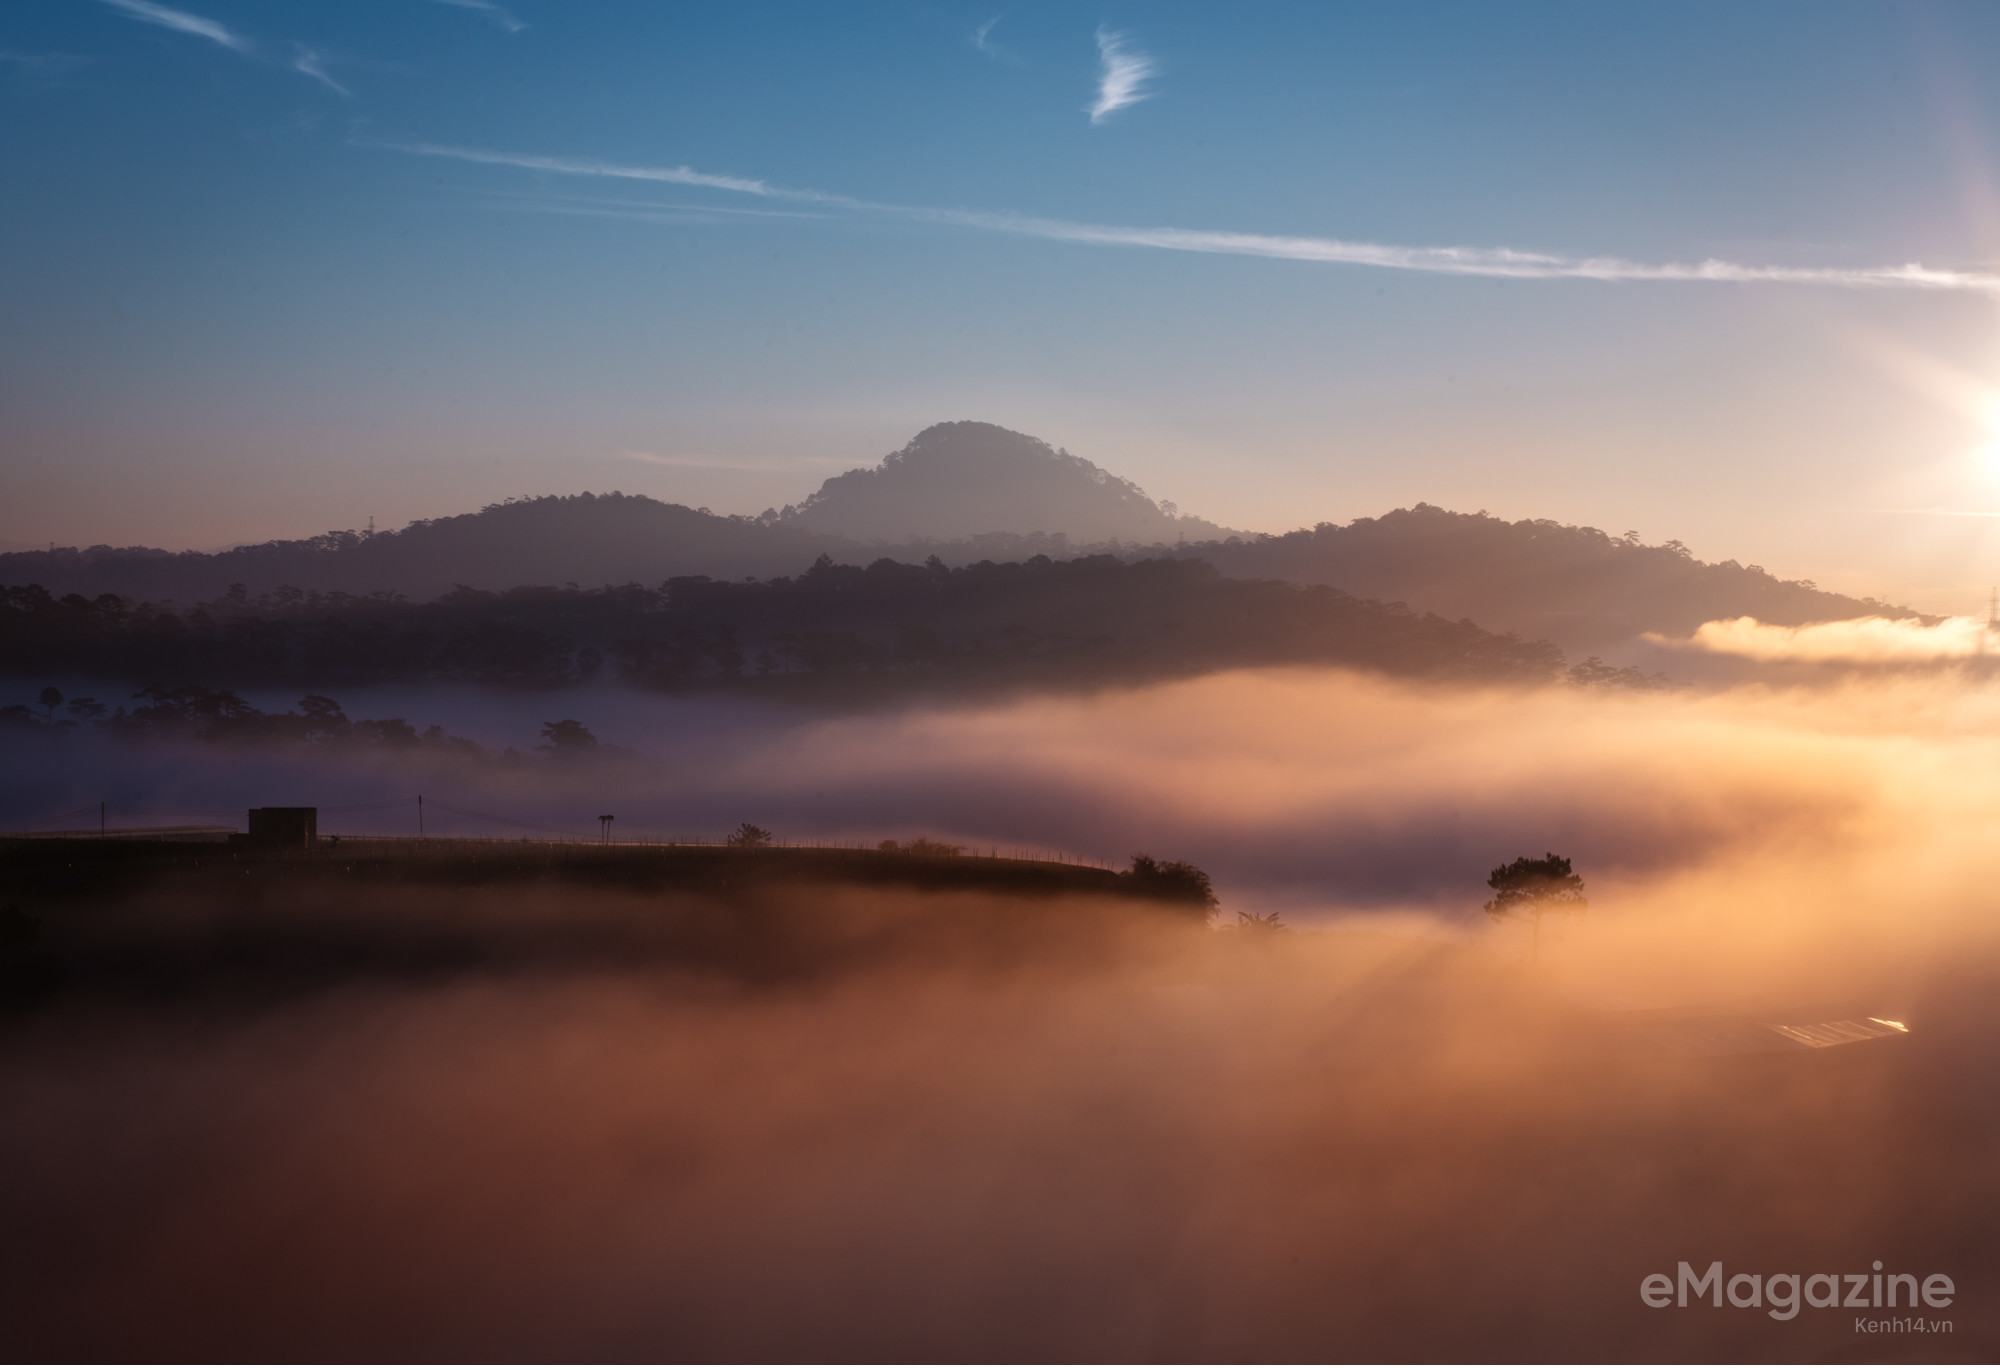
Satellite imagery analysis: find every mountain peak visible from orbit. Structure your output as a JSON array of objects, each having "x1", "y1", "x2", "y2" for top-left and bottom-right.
[{"x1": 779, "y1": 421, "x2": 1237, "y2": 544}]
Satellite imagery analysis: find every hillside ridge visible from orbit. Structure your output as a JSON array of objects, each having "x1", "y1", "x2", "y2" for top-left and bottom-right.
[
  {"x1": 0, "y1": 423, "x2": 1923, "y2": 654},
  {"x1": 776, "y1": 420, "x2": 1238, "y2": 544}
]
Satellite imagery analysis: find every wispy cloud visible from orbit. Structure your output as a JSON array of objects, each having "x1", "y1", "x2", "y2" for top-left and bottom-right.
[
  {"x1": 101, "y1": 0, "x2": 253, "y2": 54},
  {"x1": 369, "y1": 138, "x2": 785, "y2": 199},
  {"x1": 934, "y1": 211, "x2": 2000, "y2": 293},
  {"x1": 426, "y1": 0, "x2": 528, "y2": 35},
  {"x1": 291, "y1": 46, "x2": 350, "y2": 97},
  {"x1": 973, "y1": 16, "x2": 1018, "y2": 65},
  {"x1": 369, "y1": 138, "x2": 2000, "y2": 297},
  {"x1": 100, "y1": 0, "x2": 361, "y2": 95},
  {"x1": 1089, "y1": 26, "x2": 1155, "y2": 123}
]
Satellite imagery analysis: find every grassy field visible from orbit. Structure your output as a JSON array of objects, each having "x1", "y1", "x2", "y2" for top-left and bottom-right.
[{"x1": 0, "y1": 835, "x2": 1141, "y2": 906}]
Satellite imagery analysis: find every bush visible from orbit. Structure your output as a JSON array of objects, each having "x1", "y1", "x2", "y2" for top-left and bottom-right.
[
  {"x1": 1124, "y1": 853, "x2": 1218, "y2": 915},
  {"x1": 880, "y1": 837, "x2": 963, "y2": 858}
]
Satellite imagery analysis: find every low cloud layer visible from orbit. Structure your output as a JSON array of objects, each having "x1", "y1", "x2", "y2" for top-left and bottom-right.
[
  {"x1": 6, "y1": 668, "x2": 2000, "y2": 1356},
  {"x1": 13, "y1": 667, "x2": 2000, "y2": 967},
  {"x1": 1662, "y1": 614, "x2": 1994, "y2": 663}
]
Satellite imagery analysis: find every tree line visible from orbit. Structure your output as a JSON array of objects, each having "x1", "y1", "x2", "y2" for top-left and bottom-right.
[
  {"x1": 0, "y1": 552, "x2": 1577, "y2": 695},
  {"x1": 0, "y1": 681, "x2": 606, "y2": 765}
]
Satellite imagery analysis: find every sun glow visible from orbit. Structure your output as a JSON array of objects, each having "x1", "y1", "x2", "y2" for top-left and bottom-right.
[{"x1": 1842, "y1": 327, "x2": 2000, "y2": 496}]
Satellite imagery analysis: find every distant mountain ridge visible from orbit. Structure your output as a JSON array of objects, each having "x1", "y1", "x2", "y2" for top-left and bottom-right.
[
  {"x1": 776, "y1": 421, "x2": 1237, "y2": 544},
  {"x1": 0, "y1": 494, "x2": 851, "y2": 605},
  {"x1": 1179, "y1": 505, "x2": 1913, "y2": 653},
  {"x1": 0, "y1": 421, "x2": 1924, "y2": 656}
]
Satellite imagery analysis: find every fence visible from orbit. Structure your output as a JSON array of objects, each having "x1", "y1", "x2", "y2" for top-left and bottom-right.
[
  {"x1": 304, "y1": 833, "x2": 1119, "y2": 871},
  {"x1": 1, "y1": 817, "x2": 1117, "y2": 871}
]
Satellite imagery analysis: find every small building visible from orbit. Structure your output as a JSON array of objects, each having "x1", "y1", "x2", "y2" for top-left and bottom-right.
[{"x1": 246, "y1": 807, "x2": 318, "y2": 849}]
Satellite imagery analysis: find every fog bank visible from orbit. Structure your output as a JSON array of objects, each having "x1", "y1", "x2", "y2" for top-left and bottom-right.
[
  {"x1": 13, "y1": 668, "x2": 2000, "y2": 939},
  {"x1": 6, "y1": 664, "x2": 2000, "y2": 1356}
]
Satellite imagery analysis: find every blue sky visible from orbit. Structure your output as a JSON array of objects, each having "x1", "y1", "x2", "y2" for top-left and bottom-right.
[{"x1": 8, "y1": 0, "x2": 2000, "y2": 607}]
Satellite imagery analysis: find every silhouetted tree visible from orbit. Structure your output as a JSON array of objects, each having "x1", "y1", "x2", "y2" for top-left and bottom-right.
[
  {"x1": 354, "y1": 718, "x2": 420, "y2": 748},
  {"x1": 37, "y1": 686, "x2": 61, "y2": 722},
  {"x1": 1484, "y1": 852, "x2": 1587, "y2": 961},
  {"x1": 1125, "y1": 853, "x2": 1219, "y2": 917},
  {"x1": 726, "y1": 822, "x2": 773, "y2": 849},
  {"x1": 538, "y1": 719, "x2": 599, "y2": 753},
  {"x1": 1568, "y1": 656, "x2": 1668, "y2": 691},
  {"x1": 884, "y1": 837, "x2": 962, "y2": 858},
  {"x1": 1, "y1": 548, "x2": 1573, "y2": 698},
  {"x1": 1234, "y1": 910, "x2": 1288, "y2": 932},
  {"x1": 297, "y1": 694, "x2": 347, "y2": 741}
]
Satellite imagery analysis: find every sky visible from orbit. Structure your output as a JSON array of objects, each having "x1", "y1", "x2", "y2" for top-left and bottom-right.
[{"x1": 9, "y1": 2, "x2": 2000, "y2": 609}]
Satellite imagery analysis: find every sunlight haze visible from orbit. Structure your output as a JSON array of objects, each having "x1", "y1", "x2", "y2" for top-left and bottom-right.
[
  {"x1": 8, "y1": 3, "x2": 2000, "y2": 609},
  {"x1": 6, "y1": 6, "x2": 2000, "y2": 1361}
]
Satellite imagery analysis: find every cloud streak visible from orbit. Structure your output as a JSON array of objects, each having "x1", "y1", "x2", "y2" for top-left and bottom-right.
[
  {"x1": 101, "y1": 0, "x2": 252, "y2": 54},
  {"x1": 1089, "y1": 27, "x2": 1155, "y2": 123},
  {"x1": 291, "y1": 47, "x2": 350, "y2": 97},
  {"x1": 370, "y1": 138, "x2": 2000, "y2": 297},
  {"x1": 372, "y1": 138, "x2": 785, "y2": 199},
  {"x1": 972, "y1": 16, "x2": 1018, "y2": 65},
  {"x1": 102, "y1": 0, "x2": 358, "y2": 96}
]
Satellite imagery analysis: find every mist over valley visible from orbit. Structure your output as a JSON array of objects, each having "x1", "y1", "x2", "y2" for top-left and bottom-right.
[{"x1": 8, "y1": 4, "x2": 2000, "y2": 1358}]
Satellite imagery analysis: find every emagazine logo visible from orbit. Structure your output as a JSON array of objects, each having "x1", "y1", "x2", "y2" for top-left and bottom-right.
[{"x1": 1641, "y1": 1261, "x2": 1955, "y2": 1324}]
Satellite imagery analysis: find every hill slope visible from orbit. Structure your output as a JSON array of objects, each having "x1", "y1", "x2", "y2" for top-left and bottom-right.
[
  {"x1": 777, "y1": 421, "x2": 1236, "y2": 544},
  {"x1": 0, "y1": 425, "x2": 1924, "y2": 654},
  {"x1": 0, "y1": 553, "x2": 1565, "y2": 697},
  {"x1": 0, "y1": 494, "x2": 855, "y2": 605},
  {"x1": 1186, "y1": 505, "x2": 1914, "y2": 654}
]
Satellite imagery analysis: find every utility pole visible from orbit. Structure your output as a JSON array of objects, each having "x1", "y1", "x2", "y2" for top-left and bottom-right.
[
  {"x1": 417, "y1": 794, "x2": 424, "y2": 838},
  {"x1": 99, "y1": 801, "x2": 105, "y2": 838}
]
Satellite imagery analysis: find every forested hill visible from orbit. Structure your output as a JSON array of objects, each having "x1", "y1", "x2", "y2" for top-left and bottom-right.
[
  {"x1": 0, "y1": 494, "x2": 852, "y2": 605},
  {"x1": 3, "y1": 499, "x2": 1923, "y2": 660},
  {"x1": 1183, "y1": 505, "x2": 1920, "y2": 654},
  {"x1": 0, "y1": 421, "x2": 1234, "y2": 604},
  {"x1": 1, "y1": 554, "x2": 1568, "y2": 699},
  {"x1": 0, "y1": 491, "x2": 1202, "y2": 606}
]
